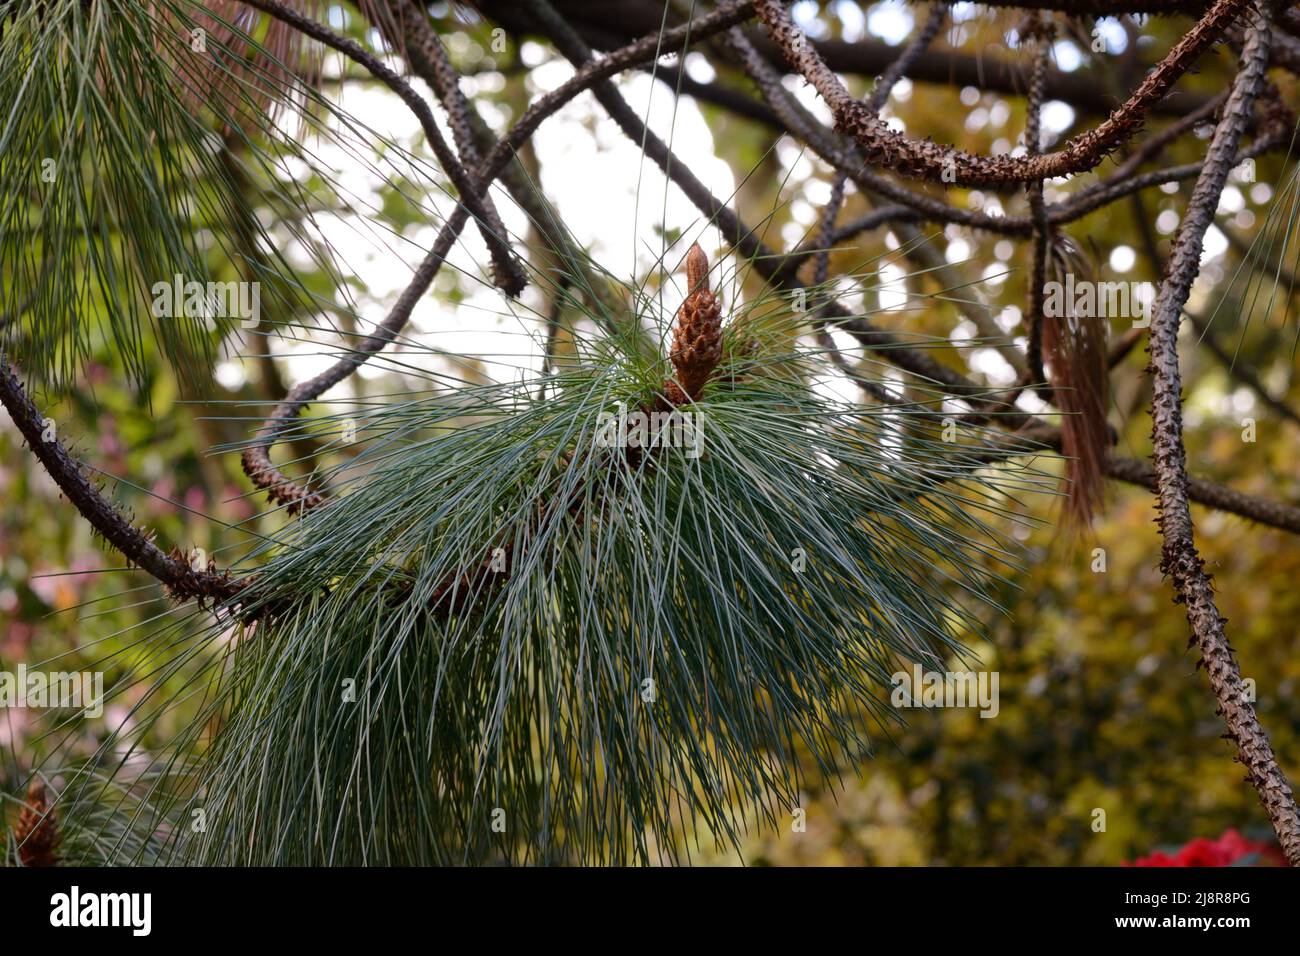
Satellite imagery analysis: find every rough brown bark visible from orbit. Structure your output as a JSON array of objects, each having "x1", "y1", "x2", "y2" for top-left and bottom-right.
[
  {"x1": 754, "y1": 0, "x2": 1251, "y2": 189},
  {"x1": 1143, "y1": 0, "x2": 1300, "y2": 865},
  {"x1": 0, "y1": 357, "x2": 245, "y2": 605}
]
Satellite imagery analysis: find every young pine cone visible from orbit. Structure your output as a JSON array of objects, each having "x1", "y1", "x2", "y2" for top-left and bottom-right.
[
  {"x1": 15, "y1": 780, "x2": 59, "y2": 867},
  {"x1": 664, "y1": 244, "x2": 723, "y2": 405}
]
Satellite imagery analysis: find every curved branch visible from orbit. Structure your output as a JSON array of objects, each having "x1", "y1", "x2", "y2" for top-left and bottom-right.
[
  {"x1": 238, "y1": 0, "x2": 755, "y2": 514},
  {"x1": 1106, "y1": 455, "x2": 1300, "y2": 534},
  {"x1": 754, "y1": 0, "x2": 1251, "y2": 189},
  {"x1": 240, "y1": 0, "x2": 526, "y2": 297},
  {"x1": 1022, "y1": 425, "x2": 1300, "y2": 534},
  {"x1": 0, "y1": 357, "x2": 245, "y2": 605}
]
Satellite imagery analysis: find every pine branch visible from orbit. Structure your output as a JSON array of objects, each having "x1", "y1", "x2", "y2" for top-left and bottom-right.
[
  {"x1": 0, "y1": 0, "x2": 764, "y2": 612},
  {"x1": 240, "y1": 0, "x2": 754, "y2": 514},
  {"x1": 1107, "y1": 455, "x2": 1300, "y2": 534},
  {"x1": 754, "y1": 0, "x2": 1253, "y2": 188},
  {"x1": 1143, "y1": 0, "x2": 1300, "y2": 865},
  {"x1": 0, "y1": 355, "x2": 244, "y2": 604}
]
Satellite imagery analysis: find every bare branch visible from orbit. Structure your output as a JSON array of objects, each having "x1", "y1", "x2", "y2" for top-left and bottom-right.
[
  {"x1": 753, "y1": 0, "x2": 1252, "y2": 188},
  {"x1": 1142, "y1": 0, "x2": 1300, "y2": 865},
  {"x1": 0, "y1": 356, "x2": 245, "y2": 605}
]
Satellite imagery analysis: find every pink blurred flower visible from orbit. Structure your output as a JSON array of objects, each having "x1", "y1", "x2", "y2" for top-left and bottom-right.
[
  {"x1": 184, "y1": 485, "x2": 208, "y2": 514},
  {"x1": 151, "y1": 476, "x2": 178, "y2": 514},
  {"x1": 223, "y1": 484, "x2": 255, "y2": 521}
]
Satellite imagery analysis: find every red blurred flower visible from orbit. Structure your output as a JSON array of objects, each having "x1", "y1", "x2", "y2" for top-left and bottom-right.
[{"x1": 1127, "y1": 828, "x2": 1286, "y2": 867}]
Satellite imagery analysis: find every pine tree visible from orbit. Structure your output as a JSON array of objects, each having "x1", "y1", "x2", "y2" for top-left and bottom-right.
[{"x1": 2, "y1": 0, "x2": 1298, "y2": 866}]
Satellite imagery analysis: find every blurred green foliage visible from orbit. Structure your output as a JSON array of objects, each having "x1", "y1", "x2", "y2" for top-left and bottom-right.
[{"x1": 731, "y1": 489, "x2": 1300, "y2": 864}]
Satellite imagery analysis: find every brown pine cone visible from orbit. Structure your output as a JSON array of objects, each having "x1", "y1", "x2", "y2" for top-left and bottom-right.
[
  {"x1": 15, "y1": 780, "x2": 59, "y2": 867},
  {"x1": 666, "y1": 244, "x2": 723, "y2": 404}
]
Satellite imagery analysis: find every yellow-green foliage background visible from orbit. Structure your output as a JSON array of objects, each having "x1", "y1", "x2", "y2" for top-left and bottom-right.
[{"x1": 729, "y1": 490, "x2": 1300, "y2": 864}]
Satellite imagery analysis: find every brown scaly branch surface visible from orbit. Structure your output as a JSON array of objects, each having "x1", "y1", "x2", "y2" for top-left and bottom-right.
[
  {"x1": 754, "y1": 0, "x2": 1254, "y2": 188},
  {"x1": 1142, "y1": 0, "x2": 1300, "y2": 864},
  {"x1": 0, "y1": 357, "x2": 246, "y2": 606}
]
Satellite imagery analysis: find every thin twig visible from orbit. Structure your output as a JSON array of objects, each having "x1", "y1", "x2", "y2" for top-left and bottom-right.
[
  {"x1": 240, "y1": 0, "x2": 755, "y2": 514},
  {"x1": 1024, "y1": 14, "x2": 1055, "y2": 403},
  {"x1": 240, "y1": 0, "x2": 525, "y2": 295}
]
